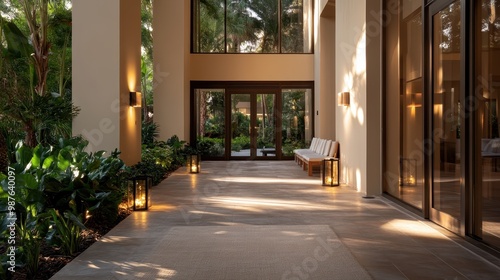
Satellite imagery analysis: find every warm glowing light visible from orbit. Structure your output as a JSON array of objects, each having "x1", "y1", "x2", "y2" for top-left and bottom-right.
[
  {"x1": 187, "y1": 154, "x2": 201, "y2": 173},
  {"x1": 128, "y1": 177, "x2": 151, "y2": 210},
  {"x1": 381, "y1": 219, "x2": 447, "y2": 238},
  {"x1": 408, "y1": 176, "x2": 416, "y2": 185},
  {"x1": 135, "y1": 198, "x2": 146, "y2": 208}
]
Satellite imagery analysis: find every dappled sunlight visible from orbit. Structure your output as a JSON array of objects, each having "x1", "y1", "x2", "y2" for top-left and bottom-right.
[
  {"x1": 353, "y1": 31, "x2": 367, "y2": 75},
  {"x1": 340, "y1": 23, "x2": 367, "y2": 127},
  {"x1": 281, "y1": 230, "x2": 318, "y2": 237},
  {"x1": 381, "y1": 219, "x2": 447, "y2": 239},
  {"x1": 356, "y1": 169, "x2": 362, "y2": 192},
  {"x1": 110, "y1": 261, "x2": 177, "y2": 278},
  {"x1": 100, "y1": 236, "x2": 132, "y2": 243},
  {"x1": 212, "y1": 176, "x2": 320, "y2": 185},
  {"x1": 204, "y1": 196, "x2": 330, "y2": 211}
]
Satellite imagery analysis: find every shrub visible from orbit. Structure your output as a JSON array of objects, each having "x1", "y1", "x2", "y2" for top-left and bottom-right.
[
  {"x1": 142, "y1": 121, "x2": 160, "y2": 146},
  {"x1": 197, "y1": 138, "x2": 224, "y2": 156},
  {"x1": 231, "y1": 136, "x2": 250, "y2": 151}
]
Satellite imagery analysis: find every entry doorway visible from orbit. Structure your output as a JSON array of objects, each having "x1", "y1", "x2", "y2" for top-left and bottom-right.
[
  {"x1": 229, "y1": 91, "x2": 277, "y2": 159},
  {"x1": 191, "y1": 81, "x2": 314, "y2": 160}
]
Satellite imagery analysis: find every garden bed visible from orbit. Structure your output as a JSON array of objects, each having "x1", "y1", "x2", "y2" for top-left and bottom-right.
[{"x1": 1, "y1": 207, "x2": 130, "y2": 280}]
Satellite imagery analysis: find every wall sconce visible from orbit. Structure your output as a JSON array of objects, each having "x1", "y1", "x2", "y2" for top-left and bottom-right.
[
  {"x1": 187, "y1": 154, "x2": 201, "y2": 173},
  {"x1": 322, "y1": 157, "x2": 339, "y2": 186},
  {"x1": 406, "y1": 93, "x2": 422, "y2": 108},
  {"x1": 338, "y1": 92, "x2": 350, "y2": 107},
  {"x1": 128, "y1": 176, "x2": 152, "y2": 210},
  {"x1": 130, "y1": 91, "x2": 142, "y2": 107}
]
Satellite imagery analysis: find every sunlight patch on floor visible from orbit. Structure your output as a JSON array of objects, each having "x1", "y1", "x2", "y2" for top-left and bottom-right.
[
  {"x1": 205, "y1": 196, "x2": 330, "y2": 210},
  {"x1": 381, "y1": 219, "x2": 447, "y2": 239},
  {"x1": 212, "y1": 176, "x2": 320, "y2": 185}
]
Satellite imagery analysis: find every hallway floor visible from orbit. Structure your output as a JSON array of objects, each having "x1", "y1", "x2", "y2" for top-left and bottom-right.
[{"x1": 51, "y1": 161, "x2": 500, "y2": 279}]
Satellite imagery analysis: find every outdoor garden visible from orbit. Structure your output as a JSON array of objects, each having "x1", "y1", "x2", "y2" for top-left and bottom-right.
[{"x1": 0, "y1": 1, "x2": 190, "y2": 279}]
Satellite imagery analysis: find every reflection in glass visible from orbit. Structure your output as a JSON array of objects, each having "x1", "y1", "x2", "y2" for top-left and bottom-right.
[
  {"x1": 399, "y1": 3, "x2": 423, "y2": 209},
  {"x1": 281, "y1": 0, "x2": 313, "y2": 53},
  {"x1": 256, "y1": 94, "x2": 276, "y2": 156},
  {"x1": 231, "y1": 94, "x2": 251, "y2": 156},
  {"x1": 282, "y1": 89, "x2": 312, "y2": 156},
  {"x1": 432, "y1": 1, "x2": 461, "y2": 219},
  {"x1": 477, "y1": 0, "x2": 500, "y2": 247},
  {"x1": 196, "y1": 89, "x2": 225, "y2": 157}
]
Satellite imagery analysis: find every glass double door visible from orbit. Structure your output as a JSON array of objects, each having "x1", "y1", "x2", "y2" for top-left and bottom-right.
[
  {"x1": 229, "y1": 91, "x2": 277, "y2": 159},
  {"x1": 193, "y1": 82, "x2": 314, "y2": 160}
]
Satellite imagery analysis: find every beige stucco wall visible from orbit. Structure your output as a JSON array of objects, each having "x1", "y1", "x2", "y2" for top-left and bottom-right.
[
  {"x1": 72, "y1": 0, "x2": 141, "y2": 165},
  {"x1": 314, "y1": 0, "x2": 336, "y2": 140},
  {"x1": 190, "y1": 54, "x2": 313, "y2": 81},
  {"x1": 119, "y1": 0, "x2": 142, "y2": 165},
  {"x1": 335, "y1": 0, "x2": 383, "y2": 195},
  {"x1": 153, "y1": 0, "x2": 191, "y2": 141}
]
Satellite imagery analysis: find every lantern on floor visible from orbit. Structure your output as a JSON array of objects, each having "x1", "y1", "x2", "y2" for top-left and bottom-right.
[
  {"x1": 187, "y1": 154, "x2": 201, "y2": 173},
  {"x1": 128, "y1": 176, "x2": 152, "y2": 210},
  {"x1": 322, "y1": 157, "x2": 339, "y2": 186}
]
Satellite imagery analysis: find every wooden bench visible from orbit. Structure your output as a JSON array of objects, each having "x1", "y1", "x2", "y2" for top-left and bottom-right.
[{"x1": 294, "y1": 138, "x2": 339, "y2": 176}]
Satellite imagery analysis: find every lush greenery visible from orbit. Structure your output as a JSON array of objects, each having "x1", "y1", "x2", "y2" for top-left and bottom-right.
[
  {"x1": 194, "y1": 0, "x2": 311, "y2": 53},
  {"x1": 134, "y1": 124, "x2": 191, "y2": 185},
  {"x1": 0, "y1": 2, "x2": 188, "y2": 279},
  {"x1": 0, "y1": 137, "x2": 129, "y2": 278}
]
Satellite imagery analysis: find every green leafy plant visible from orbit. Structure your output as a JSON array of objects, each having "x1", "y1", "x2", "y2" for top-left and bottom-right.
[
  {"x1": 197, "y1": 138, "x2": 224, "y2": 157},
  {"x1": 142, "y1": 121, "x2": 160, "y2": 147},
  {"x1": 129, "y1": 161, "x2": 167, "y2": 186},
  {"x1": 0, "y1": 163, "x2": 49, "y2": 278},
  {"x1": 166, "y1": 135, "x2": 188, "y2": 166},
  {"x1": 231, "y1": 136, "x2": 250, "y2": 151},
  {"x1": 46, "y1": 209, "x2": 86, "y2": 256}
]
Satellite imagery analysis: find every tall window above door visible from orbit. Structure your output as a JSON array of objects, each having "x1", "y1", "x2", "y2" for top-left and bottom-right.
[{"x1": 191, "y1": 0, "x2": 313, "y2": 53}]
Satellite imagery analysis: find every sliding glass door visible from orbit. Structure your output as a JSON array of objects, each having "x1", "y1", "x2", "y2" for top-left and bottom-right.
[
  {"x1": 474, "y1": 0, "x2": 500, "y2": 248},
  {"x1": 428, "y1": 0, "x2": 462, "y2": 232}
]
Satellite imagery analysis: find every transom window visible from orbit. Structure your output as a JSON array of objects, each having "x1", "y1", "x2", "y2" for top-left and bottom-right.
[{"x1": 192, "y1": 0, "x2": 313, "y2": 53}]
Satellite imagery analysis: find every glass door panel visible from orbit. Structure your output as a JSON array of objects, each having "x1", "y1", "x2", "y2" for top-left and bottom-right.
[
  {"x1": 476, "y1": 0, "x2": 500, "y2": 247},
  {"x1": 431, "y1": 0, "x2": 462, "y2": 230},
  {"x1": 231, "y1": 94, "x2": 252, "y2": 157},
  {"x1": 256, "y1": 94, "x2": 277, "y2": 157},
  {"x1": 281, "y1": 89, "x2": 313, "y2": 157},
  {"x1": 195, "y1": 89, "x2": 225, "y2": 157},
  {"x1": 400, "y1": 5, "x2": 423, "y2": 209}
]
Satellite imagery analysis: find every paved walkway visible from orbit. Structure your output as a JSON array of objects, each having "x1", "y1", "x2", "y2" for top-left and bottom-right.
[{"x1": 51, "y1": 161, "x2": 500, "y2": 279}]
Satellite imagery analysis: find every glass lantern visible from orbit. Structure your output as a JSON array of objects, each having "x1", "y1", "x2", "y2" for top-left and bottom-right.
[
  {"x1": 322, "y1": 157, "x2": 339, "y2": 186},
  {"x1": 187, "y1": 154, "x2": 201, "y2": 173},
  {"x1": 400, "y1": 158, "x2": 417, "y2": 186},
  {"x1": 128, "y1": 176, "x2": 152, "y2": 210}
]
